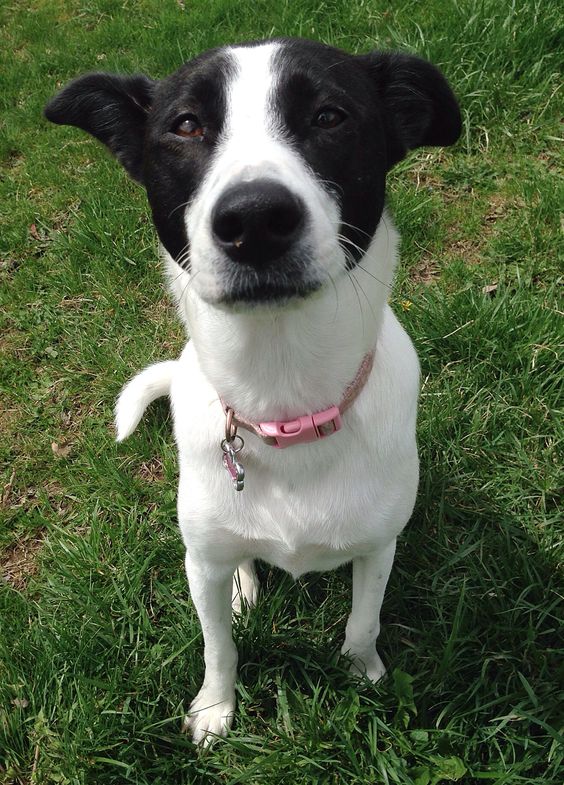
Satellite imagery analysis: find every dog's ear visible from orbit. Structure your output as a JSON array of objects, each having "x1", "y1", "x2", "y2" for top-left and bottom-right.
[
  {"x1": 44, "y1": 73, "x2": 156, "y2": 183},
  {"x1": 356, "y1": 51, "x2": 461, "y2": 168}
]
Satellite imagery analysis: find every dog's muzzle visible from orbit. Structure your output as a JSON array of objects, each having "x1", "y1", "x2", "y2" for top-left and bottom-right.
[{"x1": 211, "y1": 179, "x2": 305, "y2": 268}]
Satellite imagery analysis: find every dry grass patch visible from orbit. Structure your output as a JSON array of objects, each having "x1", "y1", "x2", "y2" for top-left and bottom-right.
[{"x1": 0, "y1": 528, "x2": 46, "y2": 590}]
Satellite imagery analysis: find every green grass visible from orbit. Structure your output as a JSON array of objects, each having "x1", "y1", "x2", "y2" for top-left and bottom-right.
[{"x1": 0, "y1": 0, "x2": 562, "y2": 782}]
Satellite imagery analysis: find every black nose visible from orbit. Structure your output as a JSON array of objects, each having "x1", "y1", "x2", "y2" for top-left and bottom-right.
[{"x1": 211, "y1": 179, "x2": 305, "y2": 267}]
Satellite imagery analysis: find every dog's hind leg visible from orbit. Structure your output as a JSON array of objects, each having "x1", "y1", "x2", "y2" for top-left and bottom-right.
[
  {"x1": 232, "y1": 559, "x2": 259, "y2": 614},
  {"x1": 341, "y1": 539, "x2": 397, "y2": 684}
]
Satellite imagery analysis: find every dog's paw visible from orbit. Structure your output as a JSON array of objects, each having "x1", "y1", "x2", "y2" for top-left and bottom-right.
[
  {"x1": 182, "y1": 687, "x2": 236, "y2": 747},
  {"x1": 342, "y1": 647, "x2": 387, "y2": 685},
  {"x1": 232, "y1": 560, "x2": 259, "y2": 615}
]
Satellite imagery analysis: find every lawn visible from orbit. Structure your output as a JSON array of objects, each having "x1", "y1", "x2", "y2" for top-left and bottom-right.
[{"x1": 0, "y1": 0, "x2": 562, "y2": 783}]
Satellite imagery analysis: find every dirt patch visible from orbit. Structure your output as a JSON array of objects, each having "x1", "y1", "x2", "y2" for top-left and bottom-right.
[
  {"x1": 409, "y1": 228, "x2": 483, "y2": 282},
  {"x1": 407, "y1": 168, "x2": 449, "y2": 195},
  {"x1": 0, "y1": 329, "x2": 31, "y2": 361},
  {"x1": 138, "y1": 457, "x2": 165, "y2": 483},
  {"x1": 2, "y1": 470, "x2": 75, "y2": 518},
  {"x1": 410, "y1": 192, "x2": 523, "y2": 280},
  {"x1": 446, "y1": 237, "x2": 485, "y2": 266},
  {"x1": 404, "y1": 151, "x2": 469, "y2": 202},
  {"x1": 0, "y1": 255, "x2": 22, "y2": 277},
  {"x1": 484, "y1": 193, "x2": 514, "y2": 225},
  {"x1": 410, "y1": 256, "x2": 441, "y2": 284},
  {"x1": 143, "y1": 296, "x2": 177, "y2": 324},
  {"x1": 449, "y1": 193, "x2": 523, "y2": 264},
  {"x1": 0, "y1": 530, "x2": 45, "y2": 590},
  {"x1": 0, "y1": 398, "x2": 21, "y2": 439}
]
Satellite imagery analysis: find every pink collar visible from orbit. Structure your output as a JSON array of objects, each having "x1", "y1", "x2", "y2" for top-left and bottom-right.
[{"x1": 222, "y1": 351, "x2": 374, "y2": 449}]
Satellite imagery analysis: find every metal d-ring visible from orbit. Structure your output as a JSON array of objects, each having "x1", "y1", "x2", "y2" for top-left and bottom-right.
[
  {"x1": 225, "y1": 407, "x2": 238, "y2": 443},
  {"x1": 220, "y1": 435, "x2": 244, "y2": 454}
]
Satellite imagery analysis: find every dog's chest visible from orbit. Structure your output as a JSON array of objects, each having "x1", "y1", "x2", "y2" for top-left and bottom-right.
[
  {"x1": 176, "y1": 427, "x2": 413, "y2": 577},
  {"x1": 250, "y1": 537, "x2": 362, "y2": 579},
  {"x1": 198, "y1": 476, "x2": 380, "y2": 578},
  {"x1": 171, "y1": 309, "x2": 420, "y2": 576},
  {"x1": 230, "y1": 477, "x2": 377, "y2": 576}
]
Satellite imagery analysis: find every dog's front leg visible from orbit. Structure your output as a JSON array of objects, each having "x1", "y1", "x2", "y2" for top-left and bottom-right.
[
  {"x1": 341, "y1": 539, "x2": 397, "y2": 683},
  {"x1": 182, "y1": 551, "x2": 238, "y2": 746}
]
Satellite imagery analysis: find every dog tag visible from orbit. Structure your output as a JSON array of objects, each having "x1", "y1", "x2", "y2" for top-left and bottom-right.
[{"x1": 221, "y1": 438, "x2": 245, "y2": 491}]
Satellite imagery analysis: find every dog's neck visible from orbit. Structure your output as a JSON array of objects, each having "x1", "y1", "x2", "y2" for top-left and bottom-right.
[{"x1": 165, "y1": 218, "x2": 398, "y2": 422}]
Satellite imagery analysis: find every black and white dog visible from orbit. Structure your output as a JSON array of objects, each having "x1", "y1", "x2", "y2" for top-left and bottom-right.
[{"x1": 45, "y1": 38, "x2": 460, "y2": 745}]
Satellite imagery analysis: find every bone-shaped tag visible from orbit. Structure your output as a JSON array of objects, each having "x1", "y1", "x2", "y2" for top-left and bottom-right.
[{"x1": 222, "y1": 445, "x2": 245, "y2": 491}]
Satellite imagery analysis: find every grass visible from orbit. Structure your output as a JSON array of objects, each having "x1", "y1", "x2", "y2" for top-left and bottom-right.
[{"x1": 0, "y1": 0, "x2": 562, "y2": 782}]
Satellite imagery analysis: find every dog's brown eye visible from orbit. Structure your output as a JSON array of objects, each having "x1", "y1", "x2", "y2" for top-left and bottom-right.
[
  {"x1": 173, "y1": 115, "x2": 204, "y2": 138},
  {"x1": 313, "y1": 107, "x2": 347, "y2": 129}
]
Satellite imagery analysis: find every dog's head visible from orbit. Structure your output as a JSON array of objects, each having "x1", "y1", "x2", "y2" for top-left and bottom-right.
[{"x1": 45, "y1": 38, "x2": 460, "y2": 306}]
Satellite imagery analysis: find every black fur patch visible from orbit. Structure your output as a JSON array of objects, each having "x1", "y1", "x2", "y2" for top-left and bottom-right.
[
  {"x1": 355, "y1": 50, "x2": 462, "y2": 166},
  {"x1": 272, "y1": 38, "x2": 461, "y2": 264},
  {"x1": 273, "y1": 39, "x2": 388, "y2": 265},
  {"x1": 44, "y1": 73, "x2": 156, "y2": 183},
  {"x1": 143, "y1": 48, "x2": 234, "y2": 264}
]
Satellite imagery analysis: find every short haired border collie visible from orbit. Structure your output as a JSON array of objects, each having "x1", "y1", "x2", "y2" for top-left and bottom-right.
[{"x1": 45, "y1": 37, "x2": 461, "y2": 746}]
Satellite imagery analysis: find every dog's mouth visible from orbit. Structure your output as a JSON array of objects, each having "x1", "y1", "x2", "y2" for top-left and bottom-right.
[
  {"x1": 200, "y1": 242, "x2": 325, "y2": 307},
  {"x1": 218, "y1": 276, "x2": 322, "y2": 307}
]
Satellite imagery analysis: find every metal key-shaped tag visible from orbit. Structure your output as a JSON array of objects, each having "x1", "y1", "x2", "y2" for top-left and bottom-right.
[{"x1": 221, "y1": 436, "x2": 245, "y2": 491}]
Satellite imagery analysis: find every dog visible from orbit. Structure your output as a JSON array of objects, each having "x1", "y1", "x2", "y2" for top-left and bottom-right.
[{"x1": 45, "y1": 37, "x2": 461, "y2": 745}]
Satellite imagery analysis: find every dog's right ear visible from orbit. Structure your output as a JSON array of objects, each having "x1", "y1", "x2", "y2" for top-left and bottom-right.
[{"x1": 44, "y1": 73, "x2": 156, "y2": 184}]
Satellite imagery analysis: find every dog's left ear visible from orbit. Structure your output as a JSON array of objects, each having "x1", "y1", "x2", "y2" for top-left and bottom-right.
[
  {"x1": 44, "y1": 73, "x2": 157, "y2": 183},
  {"x1": 356, "y1": 51, "x2": 461, "y2": 168}
]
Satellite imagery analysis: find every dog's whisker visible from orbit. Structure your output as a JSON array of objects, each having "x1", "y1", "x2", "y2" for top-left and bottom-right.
[
  {"x1": 337, "y1": 243, "x2": 380, "y2": 327},
  {"x1": 337, "y1": 233, "x2": 368, "y2": 258},
  {"x1": 336, "y1": 235, "x2": 393, "y2": 291},
  {"x1": 343, "y1": 263, "x2": 366, "y2": 338},
  {"x1": 349, "y1": 268, "x2": 380, "y2": 324},
  {"x1": 338, "y1": 244, "x2": 392, "y2": 291},
  {"x1": 337, "y1": 220, "x2": 373, "y2": 241},
  {"x1": 354, "y1": 263, "x2": 392, "y2": 291},
  {"x1": 326, "y1": 270, "x2": 341, "y2": 325},
  {"x1": 168, "y1": 200, "x2": 193, "y2": 220},
  {"x1": 175, "y1": 246, "x2": 192, "y2": 268},
  {"x1": 179, "y1": 269, "x2": 201, "y2": 308},
  {"x1": 317, "y1": 177, "x2": 345, "y2": 199}
]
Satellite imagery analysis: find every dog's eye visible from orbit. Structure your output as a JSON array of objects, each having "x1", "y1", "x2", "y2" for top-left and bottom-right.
[
  {"x1": 312, "y1": 107, "x2": 347, "y2": 129},
  {"x1": 172, "y1": 114, "x2": 204, "y2": 139}
]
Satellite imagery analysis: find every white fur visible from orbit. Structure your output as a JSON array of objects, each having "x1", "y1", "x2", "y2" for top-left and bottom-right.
[
  {"x1": 115, "y1": 360, "x2": 176, "y2": 442},
  {"x1": 117, "y1": 43, "x2": 420, "y2": 746}
]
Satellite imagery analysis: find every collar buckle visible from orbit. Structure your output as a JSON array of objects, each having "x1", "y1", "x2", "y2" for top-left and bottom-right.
[{"x1": 259, "y1": 406, "x2": 342, "y2": 448}]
